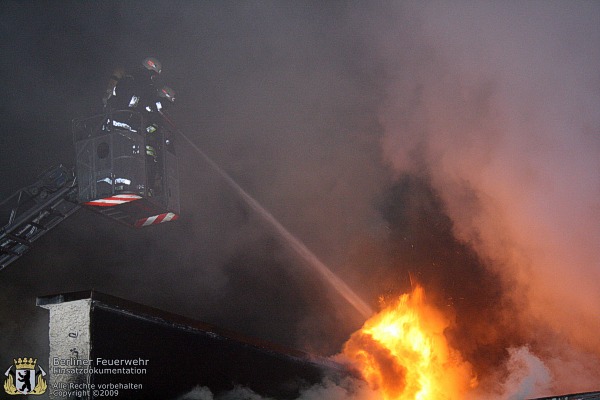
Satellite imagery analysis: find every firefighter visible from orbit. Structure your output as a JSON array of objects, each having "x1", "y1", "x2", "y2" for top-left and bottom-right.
[
  {"x1": 105, "y1": 57, "x2": 163, "y2": 131},
  {"x1": 141, "y1": 85, "x2": 175, "y2": 135},
  {"x1": 106, "y1": 57, "x2": 162, "y2": 112},
  {"x1": 102, "y1": 66, "x2": 125, "y2": 108},
  {"x1": 144, "y1": 85, "x2": 175, "y2": 115}
]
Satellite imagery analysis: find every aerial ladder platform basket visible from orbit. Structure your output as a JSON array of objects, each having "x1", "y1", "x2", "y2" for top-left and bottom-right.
[{"x1": 73, "y1": 110, "x2": 180, "y2": 228}]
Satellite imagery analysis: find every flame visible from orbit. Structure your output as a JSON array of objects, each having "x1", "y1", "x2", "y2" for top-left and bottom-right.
[{"x1": 343, "y1": 286, "x2": 477, "y2": 400}]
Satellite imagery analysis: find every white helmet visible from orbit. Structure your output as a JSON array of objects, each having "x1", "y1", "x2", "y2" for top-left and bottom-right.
[
  {"x1": 143, "y1": 57, "x2": 162, "y2": 74},
  {"x1": 158, "y1": 85, "x2": 175, "y2": 103}
]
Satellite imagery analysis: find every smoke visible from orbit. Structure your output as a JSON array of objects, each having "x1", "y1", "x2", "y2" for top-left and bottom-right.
[
  {"x1": 368, "y1": 0, "x2": 600, "y2": 395},
  {"x1": 1, "y1": 0, "x2": 387, "y2": 366},
  {"x1": 2, "y1": 1, "x2": 599, "y2": 397},
  {"x1": 494, "y1": 347, "x2": 552, "y2": 400}
]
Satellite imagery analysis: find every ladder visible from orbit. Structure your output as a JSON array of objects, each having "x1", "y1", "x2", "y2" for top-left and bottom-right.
[{"x1": 0, "y1": 165, "x2": 80, "y2": 271}]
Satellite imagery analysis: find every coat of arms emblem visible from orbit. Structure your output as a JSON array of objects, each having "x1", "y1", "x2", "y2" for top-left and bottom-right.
[{"x1": 4, "y1": 357, "x2": 47, "y2": 395}]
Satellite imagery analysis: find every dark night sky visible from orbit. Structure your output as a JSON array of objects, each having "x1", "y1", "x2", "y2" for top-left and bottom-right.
[{"x1": 1, "y1": 1, "x2": 599, "y2": 398}]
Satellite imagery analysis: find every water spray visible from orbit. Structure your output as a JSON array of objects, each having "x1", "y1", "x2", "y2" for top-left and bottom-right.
[{"x1": 160, "y1": 111, "x2": 373, "y2": 319}]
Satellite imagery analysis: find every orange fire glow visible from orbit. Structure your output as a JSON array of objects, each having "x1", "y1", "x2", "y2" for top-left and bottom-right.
[{"x1": 343, "y1": 286, "x2": 477, "y2": 400}]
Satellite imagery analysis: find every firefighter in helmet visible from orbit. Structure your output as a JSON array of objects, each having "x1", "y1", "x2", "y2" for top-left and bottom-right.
[
  {"x1": 105, "y1": 57, "x2": 162, "y2": 112},
  {"x1": 104, "y1": 57, "x2": 163, "y2": 131},
  {"x1": 144, "y1": 85, "x2": 175, "y2": 115}
]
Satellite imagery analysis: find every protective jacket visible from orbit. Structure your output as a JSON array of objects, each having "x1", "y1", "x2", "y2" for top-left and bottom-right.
[{"x1": 109, "y1": 67, "x2": 158, "y2": 112}]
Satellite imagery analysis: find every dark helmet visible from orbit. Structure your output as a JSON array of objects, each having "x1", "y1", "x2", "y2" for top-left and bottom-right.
[
  {"x1": 158, "y1": 85, "x2": 175, "y2": 103},
  {"x1": 143, "y1": 57, "x2": 162, "y2": 74}
]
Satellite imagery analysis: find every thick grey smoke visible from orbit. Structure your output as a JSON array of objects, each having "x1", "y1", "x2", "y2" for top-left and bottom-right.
[
  {"x1": 1, "y1": 1, "x2": 599, "y2": 398},
  {"x1": 369, "y1": 0, "x2": 600, "y2": 395},
  {"x1": 1, "y1": 0, "x2": 387, "y2": 366},
  {"x1": 493, "y1": 347, "x2": 551, "y2": 400}
]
